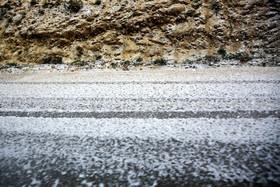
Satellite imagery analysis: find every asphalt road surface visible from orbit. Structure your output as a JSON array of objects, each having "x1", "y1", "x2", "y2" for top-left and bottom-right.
[{"x1": 0, "y1": 67, "x2": 280, "y2": 186}]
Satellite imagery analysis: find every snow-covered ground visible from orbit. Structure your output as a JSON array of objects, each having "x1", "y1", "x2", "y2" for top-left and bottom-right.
[{"x1": 0, "y1": 67, "x2": 280, "y2": 186}]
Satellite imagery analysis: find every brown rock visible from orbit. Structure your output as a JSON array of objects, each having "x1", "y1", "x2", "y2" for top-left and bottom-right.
[
  {"x1": 148, "y1": 39, "x2": 166, "y2": 45},
  {"x1": 0, "y1": 0, "x2": 278, "y2": 64},
  {"x1": 123, "y1": 64, "x2": 129, "y2": 71},
  {"x1": 155, "y1": 4, "x2": 163, "y2": 9},
  {"x1": 169, "y1": 4, "x2": 186, "y2": 15},
  {"x1": 179, "y1": 0, "x2": 191, "y2": 4},
  {"x1": 191, "y1": 1, "x2": 202, "y2": 9},
  {"x1": 90, "y1": 43, "x2": 103, "y2": 51}
]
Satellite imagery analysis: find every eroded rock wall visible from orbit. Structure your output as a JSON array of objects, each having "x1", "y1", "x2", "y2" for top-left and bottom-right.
[{"x1": 0, "y1": 0, "x2": 279, "y2": 64}]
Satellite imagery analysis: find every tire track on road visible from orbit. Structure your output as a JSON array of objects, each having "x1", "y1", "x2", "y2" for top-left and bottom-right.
[{"x1": 0, "y1": 110, "x2": 279, "y2": 118}]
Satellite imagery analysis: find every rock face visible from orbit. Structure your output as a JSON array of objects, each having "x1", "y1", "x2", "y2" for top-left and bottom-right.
[{"x1": 0, "y1": 0, "x2": 279, "y2": 64}]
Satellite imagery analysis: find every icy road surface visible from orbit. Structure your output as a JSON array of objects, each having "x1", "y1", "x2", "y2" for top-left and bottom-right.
[{"x1": 0, "y1": 67, "x2": 280, "y2": 186}]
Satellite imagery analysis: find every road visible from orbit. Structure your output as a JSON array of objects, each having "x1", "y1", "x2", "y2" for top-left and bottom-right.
[{"x1": 0, "y1": 67, "x2": 280, "y2": 186}]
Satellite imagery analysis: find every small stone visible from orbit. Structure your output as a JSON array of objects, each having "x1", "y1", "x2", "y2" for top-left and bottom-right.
[{"x1": 123, "y1": 64, "x2": 129, "y2": 71}]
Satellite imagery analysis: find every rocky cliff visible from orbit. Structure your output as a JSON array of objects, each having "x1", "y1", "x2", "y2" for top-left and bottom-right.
[{"x1": 0, "y1": 0, "x2": 279, "y2": 66}]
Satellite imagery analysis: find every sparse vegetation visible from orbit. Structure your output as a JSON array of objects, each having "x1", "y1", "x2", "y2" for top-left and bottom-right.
[
  {"x1": 183, "y1": 59, "x2": 194, "y2": 65},
  {"x1": 223, "y1": 52, "x2": 253, "y2": 63},
  {"x1": 42, "y1": 3, "x2": 48, "y2": 8},
  {"x1": 42, "y1": 1, "x2": 61, "y2": 9},
  {"x1": 6, "y1": 62, "x2": 18, "y2": 67},
  {"x1": 203, "y1": 55, "x2": 219, "y2": 63},
  {"x1": 41, "y1": 56, "x2": 63, "y2": 64},
  {"x1": 76, "y1": 46, "x2": 84, "y2": 57},
  {"x1": 122, "y1": 60, "x2": 130, "y2": 65},
  {"x1": 30, "y1": 0, "x2": 38, "y2": 6},
  {"x1": 153, "y1": 58, "x2": 167, "y2": 66},
  {"x1": 65, "y1": 0, "x2": 83, "y2": 13},
  {"x1": 249, "y1": 51, "x2": 263, "y2": 58},
  {"x1": 71, "y1": 60, "x2": 88, "y2": 66},
  {"x1": 136, "y1": 57, "x2": 143, "y2": 62},
  {"x1": 96, "y1": 54, "x2": 102, "y2": 60},
  {"x1": 111, "y1": 63, "x2": 117, "y2": 69},
  {"x1": 250, "y1": 51, "x2": 257, "y2": 55},
  {"x1": 181, "y1": 50, "x2": 257, "y2": 67},
  {"x1": 42, "y1": 3, "x2": 50, "y2": 8},
  {"x1": 95, "y1": 0, "x2": 102, "y2": 5},
  {"x1": 3, "y1": 3, "x2": 12, "y2": 10},
  {"x1": 0, "y1": 62, "x2": 19, "y2": 69},
  {"x1": 217, "y1": 47, "x2": 227, "y2": 57},
  {"x1": 54, "y1": 1, "x2": 62, "y2": 7}
]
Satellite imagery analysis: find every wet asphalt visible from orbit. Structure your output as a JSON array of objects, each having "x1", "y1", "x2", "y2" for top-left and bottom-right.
[{"x1": 0, "y1": 68, "x2": 280, "y2": 186}]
